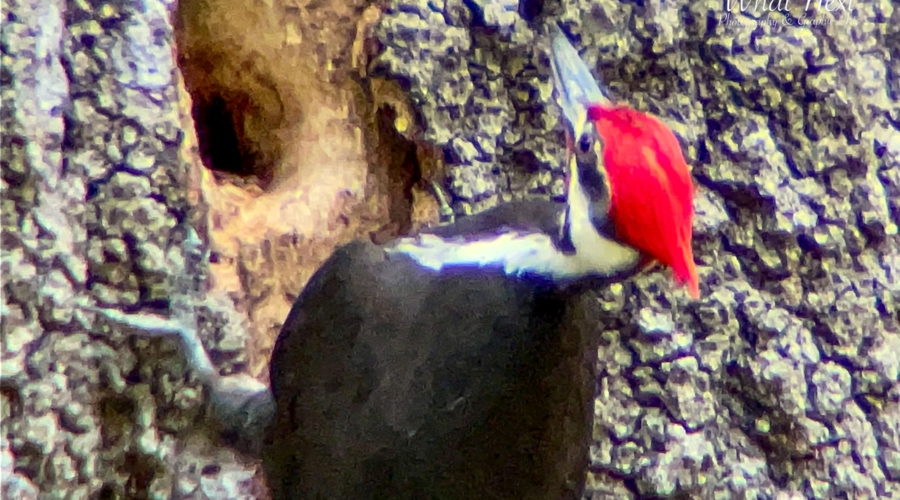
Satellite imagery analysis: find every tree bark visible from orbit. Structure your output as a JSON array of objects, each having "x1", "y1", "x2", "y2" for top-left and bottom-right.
[
  {"x1": 2, "y1": 0, "x2": 264, "y2": 496},
  {"x1": 2, "y1": 0, "x2": 898, "y2": 498}
]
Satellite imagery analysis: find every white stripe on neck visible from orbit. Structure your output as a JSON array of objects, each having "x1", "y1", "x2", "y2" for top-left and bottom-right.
[
  {"x1": 386, "y1": 229, "x2": 638, "y2": 281},
  {"x1": 564, "y1": 147, "x2": 639, "y2": 275},
  {"x1": 386, "y1": 150, "x2": 639, "y2": 280},
  {"x1": 387, "y1": 231, "x2": 568, "y2": 279}
]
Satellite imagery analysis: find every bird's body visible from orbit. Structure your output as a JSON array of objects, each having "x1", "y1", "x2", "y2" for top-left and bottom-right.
[
  {"x1": 266, "y1": 201, "x2": 602, "y2": 499},
  {"x1": 88, "y1": 26, "x2": 705, "y2": 500},
  {"x1": 87, "y1": 23, "x2": 701, "y2": 500},
  {"x1": 262, "y1": 25, "x2": 702, "y2": 494}
]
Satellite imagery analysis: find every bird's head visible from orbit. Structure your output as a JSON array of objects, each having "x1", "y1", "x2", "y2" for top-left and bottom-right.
[{"x1": 550, "y1": 26, "x2": 699, "y2": 298}]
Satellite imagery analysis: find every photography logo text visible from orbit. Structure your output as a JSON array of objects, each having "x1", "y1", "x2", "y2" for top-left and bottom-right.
[{"x1": 720, "y1": 0, "x2": 853, "y2": 29}]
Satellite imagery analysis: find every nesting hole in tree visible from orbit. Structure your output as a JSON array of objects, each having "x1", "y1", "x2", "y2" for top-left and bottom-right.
[
  {"x1": 190, "y1": 91, "x2": 276, "y2": 188},
  {"x1": 170, "y1": 0, "x2": 443, "y2": 379},
  {"x1": 174, "y1": 0, "x2": 286, "y2": 191}
]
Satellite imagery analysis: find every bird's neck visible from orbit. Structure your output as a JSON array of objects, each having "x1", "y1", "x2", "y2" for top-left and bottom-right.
[
  {"x1": 385, "y1": 173, "x2": 639, "y2": 282},
  {"x1": 562, "y1": 155, "x2": 641, "y2": 278}
]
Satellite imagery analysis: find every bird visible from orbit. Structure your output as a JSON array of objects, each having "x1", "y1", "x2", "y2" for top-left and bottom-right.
[
  {"x1": 262, "y1": 25, "x2": 699, "y2": 499},
  {"x1": 87, "y1": 24, "x2": 699, "y2": 500}
]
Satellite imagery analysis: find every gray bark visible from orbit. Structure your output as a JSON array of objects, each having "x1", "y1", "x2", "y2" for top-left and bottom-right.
[
  {"x1": 2, "y1": 0, "x2": 260, "y2": 497},
  {"x1": 373, "y1": 0, "x2": 899, "y2": 497}
]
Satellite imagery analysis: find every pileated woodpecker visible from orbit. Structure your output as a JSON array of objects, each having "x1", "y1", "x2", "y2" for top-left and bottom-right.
[
  {"x1": 264, "y1": 26, "x2": 699, "y2": 499},
  {"x1": 89, "y1": 25, "x2": 698, "y2": 500}
]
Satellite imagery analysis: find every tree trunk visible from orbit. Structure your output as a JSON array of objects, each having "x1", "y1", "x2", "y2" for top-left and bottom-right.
[{"x1": 2, "y1": 0, "x2": 898, "y2": 498}]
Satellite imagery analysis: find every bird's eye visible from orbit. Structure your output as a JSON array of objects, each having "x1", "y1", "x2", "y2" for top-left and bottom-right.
[{"x1": 577, "y1": 133, "x2": 592, "y2": 154}]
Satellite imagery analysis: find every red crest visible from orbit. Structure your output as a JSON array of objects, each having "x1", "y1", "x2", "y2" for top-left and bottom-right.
[{"x1": 587, "y1": 105, "x2": 699, "y2": 298}]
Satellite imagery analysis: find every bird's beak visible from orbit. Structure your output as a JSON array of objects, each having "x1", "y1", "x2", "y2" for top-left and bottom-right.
[{"x1": 549, "y1": 25, "x2": 608, "y2": 139}]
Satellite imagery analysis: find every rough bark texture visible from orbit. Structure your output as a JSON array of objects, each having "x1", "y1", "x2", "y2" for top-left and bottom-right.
[
  {"x1": 1, "y1": 0, "x2": 264, "y2": 497},
  {"x1": 2, "y1": 0, "x2": 898, "y2": 499},
  {"x1": 372, "y1": 0, "x2": 899, "y2": 497}
]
